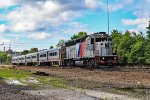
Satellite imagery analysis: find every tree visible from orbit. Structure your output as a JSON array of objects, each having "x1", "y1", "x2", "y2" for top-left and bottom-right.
[
  {"x1": 56, "y1": 39, "x2": 65, "y2": 47},
  {"x1": 29, "y1": 48, "x2": 38, "y2": 53},
  {"x1": 111, "y1": 30, "x2": 122, "y2": 49},
  {"x1": 146, "y1": 21, "x2": 150, "y2": 39},
  {"x1": 49, "y1": 46, "x2": 54, "y2": 49},
  {"x1": 0, "y1": 51, "x2": 7, "y2": 64},
  {"x1": 144, "y1": 21, "x2": 150, "y2": 64},
  {"x1": 71, "y1": 32, "x2": 87, "y2": 40},
  {"x1": 77, "y1": 32, "x2": 87, "y2": 38},
  {"x1": 117, "y1": 31, "x2": 136, "y2": 64},
  {"x1": 6, "y1": 55, "x2": 12, "y2": 64},
  {"x1": 71, "y1": 34, "x2": 78, "y2": 40},
  {"x1": 21, "y1": 50, "x2": 29, "y2": 55}
]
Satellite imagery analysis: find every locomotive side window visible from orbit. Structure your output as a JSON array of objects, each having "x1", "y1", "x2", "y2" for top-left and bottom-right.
[
  {"x1": 101, "y1": 38, "x2": 107, "y2": 41},
  {"x1": 108, "y1": 38, "x2": 112, "y2": 41},
  {"x1": 105, "y1": 43, "x2": 109, "y2": 47},
  {"x1": 91, "y1": 38, "x2": 94, "y2": 44},
  {"x1": 96, "y1": 38, "x2": 101, "y2": 42},
  {"x1": 101, "y1": 43, "x2": 103, "y2": 45}
]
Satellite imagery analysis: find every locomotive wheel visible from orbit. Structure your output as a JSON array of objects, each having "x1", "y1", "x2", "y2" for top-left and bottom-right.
[
  {"x1": 67, "y1": 61, "x2": 75, "y2": 68},
  {"x1": 87, "y1": 60, "x2": 95, "y2": 69}
]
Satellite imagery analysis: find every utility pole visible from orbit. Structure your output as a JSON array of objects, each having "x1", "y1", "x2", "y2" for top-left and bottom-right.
[
  {"x1": 4, "y1": 47, "x2": 5, "y2": 52},
  {"x1": 107, "y1": 0, "x2": 110, "y2": 35}
]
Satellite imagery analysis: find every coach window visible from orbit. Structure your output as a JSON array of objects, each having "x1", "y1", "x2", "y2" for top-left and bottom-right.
[
  {"x1": 40, "y1": 54, "x2": 46, "y2": 58},
  {"x1": 27, "y1": 57, "x2": 30, "y2": 59},
  {"x1": 41, "y1": 54, "x2": 46, "y2": 57},
  {"x1": 40, "y1": 55, "x2": 42, "y2": 57},
  {"x1": 32, "y1": 56, "x2": 36, "y2": 59},
  {"x1": 55, "y1": 52, "x2": 57, "y2": 56}
]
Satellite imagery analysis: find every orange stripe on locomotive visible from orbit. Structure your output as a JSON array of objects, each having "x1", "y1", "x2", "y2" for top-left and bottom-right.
[{"x1": 80, "y1": 41, "x2": 85, "y2": 57}]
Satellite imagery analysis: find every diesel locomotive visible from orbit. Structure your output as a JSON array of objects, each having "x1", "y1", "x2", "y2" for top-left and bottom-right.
[{"x1": 12, "y1": 32, "x2": 118, "y2": 68}]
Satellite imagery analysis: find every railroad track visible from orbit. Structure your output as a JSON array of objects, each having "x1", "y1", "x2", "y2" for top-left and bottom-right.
[{"x1": 15, "y1": 65, "x2": 150, "y2": 72}]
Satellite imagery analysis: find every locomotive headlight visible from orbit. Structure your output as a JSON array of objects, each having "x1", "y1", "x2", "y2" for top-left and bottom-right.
[
  {"x1": 114, "y1": 57, "x2": 116, "y2": 60},
  {"x1": 103, "y1": 57, "x2": 105, "y2": 60}
]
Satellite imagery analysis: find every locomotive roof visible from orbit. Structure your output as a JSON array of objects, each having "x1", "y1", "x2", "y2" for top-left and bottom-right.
[
  {"x1": 90, "y1": 32, "x2": 110, "y2": 38},
  {"x1": 65, "y1": 32, "x2": 111, "y2": 46}
]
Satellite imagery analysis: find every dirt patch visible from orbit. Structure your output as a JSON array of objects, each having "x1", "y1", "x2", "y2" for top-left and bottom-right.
[
  {"x1": 0, "y1": 83, "x2": 49, "y2": 100},
  {"x1": 17, "y1": 66, "x2": 150, "y2": 88},
  {"x1": 15, "y1": 66, "x2": 150, "y2": 99},
  {"x1": 23, "y1": 89, "x2": 100, "y2": 100}
]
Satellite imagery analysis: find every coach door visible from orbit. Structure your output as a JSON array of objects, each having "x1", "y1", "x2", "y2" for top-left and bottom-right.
[{"x1": 60, "y1": 46, "x2": 66, "y2": 59}]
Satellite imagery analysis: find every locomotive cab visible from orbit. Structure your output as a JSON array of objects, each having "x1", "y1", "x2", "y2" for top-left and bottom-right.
[{"x1": 91, "y1": 32, "x2": 118, "y2": 66}]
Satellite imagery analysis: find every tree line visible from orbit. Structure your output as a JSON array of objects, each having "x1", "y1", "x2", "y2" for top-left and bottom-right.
[
  {"x1": 111, "y1": 23, "x2": 150, "y2": 65},
  {"x1": 0, "y1": 51, "x2": 12, "y2": 64}
]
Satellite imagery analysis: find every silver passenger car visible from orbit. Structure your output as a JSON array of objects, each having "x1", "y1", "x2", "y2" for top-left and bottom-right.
[
  {"x1": 12, "y1": 57, "x2": 18, "y2": 65},
  {"x1": 30, "y1": 52, "x2": 38, "y2": 63},
  {"x1": 39, "y1": 50, "x2": 48, "y2": 65},
  {"x1": 48, "y1": 47, "x2": 61, "y2": 65},
  {"x1": 26, "y1": 54, "x2": 31, "y2": 65}
]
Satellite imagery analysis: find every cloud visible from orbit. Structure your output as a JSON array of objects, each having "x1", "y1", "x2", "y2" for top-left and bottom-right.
[
  {"x1": 134, "y1": 10, "x2": 150, "y2": 18},
  {"x1": 28, "y1": 32, "x2": 51, "y2": 40},
  {"x1": 122, "y1": 18, "x2": 148, "y2": 26},
  {"x1": 3, "y1": 0, "x2": 131, "y2": 33},
  {"x1": 0, "y1": 24, "x2": 8, "y2": 32},
  {"x1": 109, "y1": 4, "x2": 123, "y2": 11},
  {"x1": 85, "y1": 0, "x2": 99, "y2": 9},
  {"x1": 0, "y1": 37, "x2": 11, "y2": 43},
  {"x1": 11, "y1": 21, "x2": 37, "y2": 32},
  {"x1": 128, "y1": 29, "x2": 139, "y2": 33},
  {"x1": 121, "y1": 0, "x2": 150, "y2": 31},
  {"x1": 122, "y1": 18, "x2": 149, "y2": 30},
  {"x1": 0, "y1": 0, "x2": 18, "y2": 8},
  {"x1": 5, "y1": 0, "x2": 90, "y2": 32},
  {"x1": 60, "y1": 22, "x2": 89, "y2": 34}
]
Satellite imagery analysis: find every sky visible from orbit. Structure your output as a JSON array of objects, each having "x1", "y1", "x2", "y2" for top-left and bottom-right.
[{"x1": 0, "y1": 0, "x2": 150, "y2": 51}]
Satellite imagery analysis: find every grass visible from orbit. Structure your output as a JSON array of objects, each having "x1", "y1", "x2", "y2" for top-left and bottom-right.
[
  {"x1": 0, "y1": 68, "x2": 32, "y2": 79},
  {"x1": 37, "y1": 76, "x2": 68, "y2": 89},
  {"x1": 65, "y1": 79, "x2": 102, "y2": 89},
  {"x1": 0, "y1": 67, "x2": 68, "y2": 89},
  {"x1": 116, "y1": 87, "x2": 148, "y2": 98}
]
